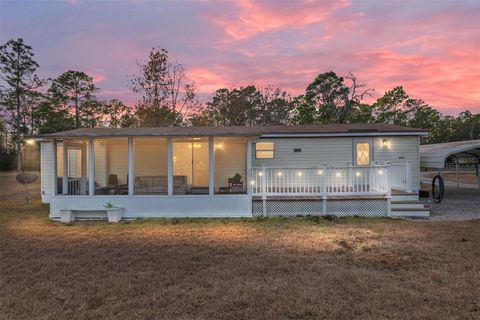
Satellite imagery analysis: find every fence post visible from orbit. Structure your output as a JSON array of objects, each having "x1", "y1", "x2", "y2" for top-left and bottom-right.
[
  {"x1": 406, "y1": 160, "x2": 412, "y2": 192},
  {"x1": 261, "y1": 166, "x2": 267, "y2": 217}
]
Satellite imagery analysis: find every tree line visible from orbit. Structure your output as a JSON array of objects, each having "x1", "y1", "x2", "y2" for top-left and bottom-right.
[{"x1": 1, "y1": 38, "x2": 479, "y2": 170}]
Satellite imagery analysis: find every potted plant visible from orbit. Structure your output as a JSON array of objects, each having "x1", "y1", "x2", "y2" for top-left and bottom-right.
[{"x1": 103, "y1": 202, "x2": 123, "y2": 223}]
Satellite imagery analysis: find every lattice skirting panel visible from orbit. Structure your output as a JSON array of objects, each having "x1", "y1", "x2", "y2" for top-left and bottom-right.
[{"x1": 252, "y1": 199, "x2": 387, "y2": 217}]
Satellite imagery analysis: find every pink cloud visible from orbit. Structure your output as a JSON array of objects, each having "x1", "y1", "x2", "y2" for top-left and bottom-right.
[
  {"x1": 187, "y1": 67, "x2": 232, "y2": 93},
  {"x1": 207, "y1": 0, "x2": 350, "y2": 40},
  {"x1": 90, "y1": 72, "x2": 107, "y2": 84}
]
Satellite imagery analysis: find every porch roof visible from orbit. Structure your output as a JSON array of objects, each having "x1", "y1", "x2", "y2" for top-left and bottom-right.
[{"x1": 35, "y1": 124, "x2": 427, "y2": 139}]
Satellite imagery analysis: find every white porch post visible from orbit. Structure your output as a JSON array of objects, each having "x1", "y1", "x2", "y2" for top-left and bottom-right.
[
  {"x1": 167, "y1": 137, "x2": 173, "y2": 196},
  {"x1": 88, "y1": 138, "x2": 94, "y2": 196},
  {"x1": 246, "y1": 137, "x2": 253, "y2": 195},
  {"x1": 321, "y1": 164, "x2": 327, "y2": 215},
  {"x1": 62, "y1": 141, "x2": 68, "y2": 195},
  {"x1": 261, "y1": 165, "x2": 267, "y2": 217},
  {"x1": 208, "y1": 136, "x2": 214, "y2": 196},
  {"x1": 51, "y1": 139, "x2": 57, "y2": 196},
  {"x1": 386, "y1": 166, "x2": 392, "y2": 216},
  {"x1": 128, "y1": 137, "x2": 134, "y2": 196},
  {"x1": 80, "y1": 143, "x2": 87, "y2": 195}
]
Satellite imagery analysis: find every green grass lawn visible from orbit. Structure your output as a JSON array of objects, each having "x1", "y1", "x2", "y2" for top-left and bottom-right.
[{"x1": 1, "y1": 199, "x2": 479, "y2": 320}]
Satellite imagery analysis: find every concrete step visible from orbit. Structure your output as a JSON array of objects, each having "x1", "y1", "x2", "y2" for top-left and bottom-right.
[
  {"x1": 391, "y1": 194, "x2": 418, "y2": 202},
  {"x1": 391, "y1": 201, "x2": 426, "y2": 209},
  {"x1": 390, "y1": 207, "x2": 430, "y2": 218}
]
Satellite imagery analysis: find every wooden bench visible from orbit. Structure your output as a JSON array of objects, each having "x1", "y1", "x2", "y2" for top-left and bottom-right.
[{"x1": 60, "y1": 207, "x2": 123, "y2": 223}]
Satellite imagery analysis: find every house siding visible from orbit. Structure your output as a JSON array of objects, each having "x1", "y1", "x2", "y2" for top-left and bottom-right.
[
  {"x1": 252, "y1": 138, "x2": 353, "y2": 168},
  {"x1": 133, "y1": 138, "x2": 168, "y2": 177},
  {"x1": 40, "y1": 141, "x2": 52, "y2": 203},
  {"x1": 94, "y1": 139, "x2": 107, "y2": 187},
  {"x1": 373, "y1": 136, "x2": 420, "y2": 190},
  {"x1": 106, "y1": 139, "x2": 129, "y2": 185},
  {"x1": 252, "y1": 136, "x2": 420, "y2": 190}
]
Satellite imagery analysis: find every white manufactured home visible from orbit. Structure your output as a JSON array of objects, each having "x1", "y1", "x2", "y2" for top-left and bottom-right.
[{"x1": 36, "y1": 124, "x2": 430, "y2": 221}]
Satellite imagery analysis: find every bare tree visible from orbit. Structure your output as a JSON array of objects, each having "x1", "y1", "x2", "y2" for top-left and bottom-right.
[{"x1": 129, "y1": 48, "x2": 201, "y2": 126}]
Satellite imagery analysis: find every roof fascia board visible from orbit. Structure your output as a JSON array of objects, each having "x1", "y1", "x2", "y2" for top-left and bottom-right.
[{"x1": 260, "y1": 132, "x2": 428, "y2": 138}]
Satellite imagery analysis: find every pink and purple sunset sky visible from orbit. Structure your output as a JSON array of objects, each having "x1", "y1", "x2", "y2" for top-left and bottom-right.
[{"x1": 1, "y1": 0, "x2": 479, "y2": 115}]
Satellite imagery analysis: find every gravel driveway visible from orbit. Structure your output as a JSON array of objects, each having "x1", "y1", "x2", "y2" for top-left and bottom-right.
[{"x1": 423, "y1": 186, "x2": 480, "y2": 221}]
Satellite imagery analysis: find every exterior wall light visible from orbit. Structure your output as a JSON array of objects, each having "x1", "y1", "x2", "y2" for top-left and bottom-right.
[
  {"x1": 382, "y1": 139, "x2": 389, "y2": 147},
  {"x1": 250, "y1": 180, "x2": 255, "y2": 185},
  {"x1": 258, "y1": 172, "x2": 263, "y2": 176},
  {"x1": 336, "y1": 172, "x2": 341, "y2": 177},
  {"x1": 356, "y1": 171, "x2": 361, "y2": 177},
  {"x1": 378, "y1": 170, "x2": 383, "y2": 175},
  {"x1": 317, "y1": 170, "x2": 323, "y2": 175},
  {"x1": 277, "y1": 172, "x2": 283, "y2": 177},
  {"x1": 25, "y1": 139, "x2": 35, "y2": 145},
  {"x1": 297, "y1": 172, "x2": 303, "y2": 176}
]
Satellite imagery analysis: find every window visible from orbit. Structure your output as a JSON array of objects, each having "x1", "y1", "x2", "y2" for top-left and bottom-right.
[
  {"x1": 255, "y1": 142, "x2": 274, "y2": 159},
  {"x1": 355, "y1": 142, "x2": 371, "y2": 166}
]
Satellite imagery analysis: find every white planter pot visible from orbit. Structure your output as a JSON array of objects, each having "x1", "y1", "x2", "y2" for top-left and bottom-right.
[{"x1": 106, "y1": 208, "x2": 123, "y2": 223}]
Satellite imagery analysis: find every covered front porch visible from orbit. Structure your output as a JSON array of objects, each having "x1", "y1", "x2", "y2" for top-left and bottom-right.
[
  {"x1": 53, "y1": 136, "x2": 250, "y2": 197},
  {"x1": 46, "y1": 135, "x2": 417, "y2": 219}
]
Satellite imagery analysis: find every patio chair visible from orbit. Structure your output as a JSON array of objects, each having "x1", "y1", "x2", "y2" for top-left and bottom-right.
[
  {"x1": 107, "y1": 174, "x2": 119, "y2": 194},
  {"x1": 219, "y1": 173, "x2": 243, "y2": 194}
]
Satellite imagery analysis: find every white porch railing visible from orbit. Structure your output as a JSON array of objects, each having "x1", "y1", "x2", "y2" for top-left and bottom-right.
[
  {"x1": 67, "y1": 178, "x2": 81, "y2": 195},
  {"x1": 251, "y1": 163, "x2": 408, "y2": 198},
  {"x1": 389, "y1": 162, "x2": 411, "y2": 192}
]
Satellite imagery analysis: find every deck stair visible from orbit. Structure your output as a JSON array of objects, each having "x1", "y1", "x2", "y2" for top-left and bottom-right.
[{"x1": 390, "y1": 190, "x2": 430, "y2": 217}]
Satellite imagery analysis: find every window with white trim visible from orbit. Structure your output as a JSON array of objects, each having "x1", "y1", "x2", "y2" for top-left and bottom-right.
[
  {"x1": 255, "y1": 142, "x2": 274, "y2": 159},
  {"x1": 354, "y1": 142, "x2": 371, "y2": 166}
]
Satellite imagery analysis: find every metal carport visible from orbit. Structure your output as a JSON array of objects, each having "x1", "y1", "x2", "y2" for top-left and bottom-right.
[{"x1": 420, "y1": 140, "x2": 480, "y2": 201}]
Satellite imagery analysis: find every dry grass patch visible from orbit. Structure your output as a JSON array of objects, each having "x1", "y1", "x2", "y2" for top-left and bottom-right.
[{"x1": 0, "y1": 200, "x2": 479, "y2": 320}]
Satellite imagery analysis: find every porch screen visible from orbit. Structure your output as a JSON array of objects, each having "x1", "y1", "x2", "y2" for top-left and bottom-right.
[
  {"x1": 133, "y1": 138, "x2": 168, "y2": 195},
  {"x1": 172, "y1": 138, "x2": 209, "y2": 195},
  {"x1": 56, "y1": 139, "x2": 89, "y2": 196},
  {"x1": 355, "y1": 142, "x2": 371, "y2": 166}
]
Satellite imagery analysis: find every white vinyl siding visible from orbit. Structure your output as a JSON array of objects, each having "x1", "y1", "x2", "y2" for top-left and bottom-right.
[
  {"x1": 107, "y1": 139, "x2": 129, "y2": 185},
  {"x1": 373, "y1": 136, "x2": 421, "y2": 190},
  {"x1": 252, "y1": 136, "x2": 420, "y2": 190},
  {"x1": 40, "y1": 141, "x2": 52, "y2": 203},
  {"x1": 253, "y1": 138, "x2": 353, "y2": 168},
  {"x1": 94, "y1": 139, "x2": 107, "y2": 187},
  {"x1": 133, "y1": 138, "x2": 168, "y2": 177}
]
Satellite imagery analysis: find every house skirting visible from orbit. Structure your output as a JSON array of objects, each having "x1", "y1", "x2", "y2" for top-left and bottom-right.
[
  {"x1": 252, "y1": 198, "x2": 388, "y2": 217},
  {"x1": 49, "y1": 195, "x2": 390, "y2": 220},
  {"x1": 49, "y1": 195, "x2": 253, "y2": 219}
]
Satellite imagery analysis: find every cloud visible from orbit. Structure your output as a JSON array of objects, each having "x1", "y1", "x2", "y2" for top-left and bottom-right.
[
  {"x1": 2, "y1": 0, "x2": 477, "y2": 114},
  {"x1": 206, "y1": 0, "x2": 350, "y2": 40},
  {"x1": 90, "y1": 72, "x2": 107, "y2": 84},
  {"x1": 187, "y1": 67, "x2": 232, "y2": 93}
]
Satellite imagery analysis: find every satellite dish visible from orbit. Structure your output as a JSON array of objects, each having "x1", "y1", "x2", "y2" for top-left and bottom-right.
[
  {"x1": 16, "y1": 172, "x2": 38, "y2": 185},
  {"x1": 16, "y1": 172, "x2": 38, "y2": 204}
]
